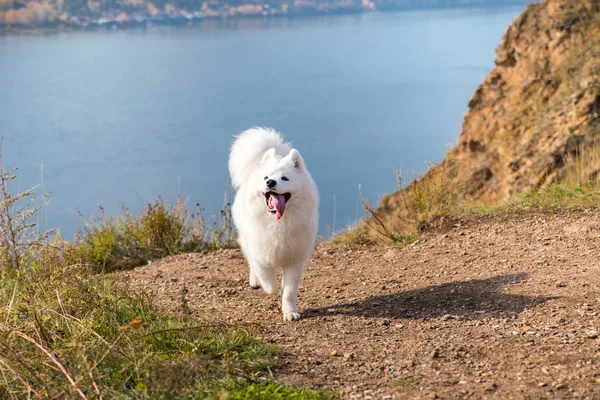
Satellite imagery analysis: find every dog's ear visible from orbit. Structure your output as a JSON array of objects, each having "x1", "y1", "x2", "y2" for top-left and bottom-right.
[
  {"x1": 261, "y1": 148, "x2": 277, "y2": 163},
  {"x1": 288, "y1": 149, "x2": 304, "y2": 170}
]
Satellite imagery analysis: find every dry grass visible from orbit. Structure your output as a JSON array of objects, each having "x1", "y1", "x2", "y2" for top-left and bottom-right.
[
  {"x1": 343, "y1": 158, "x2": 467, "y2": 245},
  {"x1": 561, "y1": 139, "x2": 600, "y2": 189},
  {"x1": 339, "y1": 141, "x2": 600, "y2": 246}
]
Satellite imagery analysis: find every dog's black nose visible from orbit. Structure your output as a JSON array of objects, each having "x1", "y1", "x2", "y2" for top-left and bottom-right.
[{"x1": 266, "y1": 179, "x2": 276, "y2": 188}]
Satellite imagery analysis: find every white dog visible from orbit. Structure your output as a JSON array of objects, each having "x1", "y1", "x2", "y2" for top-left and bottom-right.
[{"x1": 228, "y1": 127, "x2": 319, "y2": 321}]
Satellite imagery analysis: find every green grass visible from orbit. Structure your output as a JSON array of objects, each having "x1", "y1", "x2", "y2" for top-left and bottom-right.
[
  {"x1": 0, "y1": 262, "x2": 336, "y2": 399},
  {"x1": 507, "y1": 184, "x2": 600, "y2": 210},
  {"x1": 222, "y1": 382, "x2": 336, "y2": 399}
]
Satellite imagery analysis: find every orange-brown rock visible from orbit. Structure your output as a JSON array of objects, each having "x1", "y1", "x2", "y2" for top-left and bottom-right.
[{"x1": 374, "y1": 0, "x2": 600, "y2": 233}]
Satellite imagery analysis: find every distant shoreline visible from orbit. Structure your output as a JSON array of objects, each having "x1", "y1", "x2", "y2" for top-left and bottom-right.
[{"x1": 0, "y1": 2, "x2": 530, "y2": 36}]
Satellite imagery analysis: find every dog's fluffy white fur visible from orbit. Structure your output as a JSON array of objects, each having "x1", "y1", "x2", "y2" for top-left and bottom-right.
[{"x1": 229, "y1": 127, "x2": 319, "y2": 321}]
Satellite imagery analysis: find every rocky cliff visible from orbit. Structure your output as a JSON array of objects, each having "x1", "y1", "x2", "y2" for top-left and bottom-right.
[{"x1": 374, "y1": 0, "x2": 600, "y2": 234}]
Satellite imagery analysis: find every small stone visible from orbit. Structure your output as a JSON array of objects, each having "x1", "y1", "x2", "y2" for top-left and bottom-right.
[
  {"x1": 431, "y1": 350, "x2": 440, "y2": 359},
  {"x1": 538, "y1": 382, "x2": 547, "y2": 387},
  {"x1": 563, "y1": 223, "x2": 593, "y2": 234},
  {"x1": 585, "y1": 330, "x2": 598, "y2": 339},
  {"x1": 554, "y1": 281, "x2": 566, "y2": 288},
  {"x1": 484, "y1": 383, "x2": 497, "y2": 392},
  {"x1": 441, "y1": 314, "x2": 453, "y2": 321},
  {"x1": 383, "y1": 249, "x2": 400, "y2": 260},
  {"x1": 382, "y1": 319, "x2": 391, "y2": 326},
  {"x1": 330, "y1": 350, "x2": 338, "y2": 356},
  {"x1": 555, "y1": 383, "x2": 568, "y2": 390},
  {"x1": 344, "y1": 352, "x2": 355, "y2": 360}
]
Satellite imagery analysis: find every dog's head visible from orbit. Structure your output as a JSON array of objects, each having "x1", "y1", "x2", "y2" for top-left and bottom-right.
[{"x1": 256, "y1": 148, "x2": 307, "y2": 221}]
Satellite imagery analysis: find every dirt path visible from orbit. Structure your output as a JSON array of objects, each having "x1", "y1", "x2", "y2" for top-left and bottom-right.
[{"x1": 123, "y1": 209, "x2": 600, "y2": 399}]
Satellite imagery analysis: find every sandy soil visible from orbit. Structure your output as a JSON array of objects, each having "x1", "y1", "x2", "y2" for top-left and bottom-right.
[{"x1": 122, "y1": 209, "x2": 600, "y2": 399}]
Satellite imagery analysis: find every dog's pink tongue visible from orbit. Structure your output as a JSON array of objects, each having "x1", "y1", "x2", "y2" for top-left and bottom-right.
[{"x1": 271, "y1": 193, "x2": 286, "y2": 221}]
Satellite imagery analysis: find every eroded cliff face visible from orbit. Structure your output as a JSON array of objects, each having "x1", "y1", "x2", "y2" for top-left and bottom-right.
[
  {"x1": 456, "y1": 0, "x2": 600, "y2": 200},
  {"x1": 374, "y1": 0, "x2": 600, "y2": 230}
]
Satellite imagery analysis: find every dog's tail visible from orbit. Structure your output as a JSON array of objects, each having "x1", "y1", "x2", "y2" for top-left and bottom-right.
[{"x1": 228, "y1": 127, "x2": 291, "y2": 189}]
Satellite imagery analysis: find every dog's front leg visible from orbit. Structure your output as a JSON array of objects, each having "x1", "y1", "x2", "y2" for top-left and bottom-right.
[
  {"x1": 249, "y1": 266, "x2": 261, "y2": 289},
  {"x1": 251, "y1": 263, "x2": 278, "y2": 295},
  {"x1": 281, "y1": 263, "x2": 305, "y2": 321}
]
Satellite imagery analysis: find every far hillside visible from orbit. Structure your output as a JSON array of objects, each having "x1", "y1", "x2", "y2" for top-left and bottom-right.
[{"x1": 0, "y1": 0, "x2": 529, "y2": 30}]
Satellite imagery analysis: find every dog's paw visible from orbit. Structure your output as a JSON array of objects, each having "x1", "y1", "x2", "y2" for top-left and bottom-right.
[
  {"x1": 262, "y1": 285, "x2": 278, "y2": 295},
  {"x1": 283, "y1": 312, "x2": 301, "y2": 322},
  {"x1": 249, "y1": 274, "x2": 260, "y2": 289},
  {"x1": 249, "y1": 281, "x2": 261, "y2": 290}
]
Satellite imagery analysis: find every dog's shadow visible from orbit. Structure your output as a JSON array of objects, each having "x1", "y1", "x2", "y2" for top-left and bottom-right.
[{"x1": 304, "y1": 273, "x2": 552, "y2": 320}]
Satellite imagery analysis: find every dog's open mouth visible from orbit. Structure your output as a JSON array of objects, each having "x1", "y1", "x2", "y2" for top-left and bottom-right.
[{"x1": 265, "y1": 192, "x2": 291, "y2": 221}]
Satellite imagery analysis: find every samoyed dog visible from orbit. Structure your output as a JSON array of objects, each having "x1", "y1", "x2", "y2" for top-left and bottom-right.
[{"x1": 228, "y1": 127, "x2": 319, "y2": 321}]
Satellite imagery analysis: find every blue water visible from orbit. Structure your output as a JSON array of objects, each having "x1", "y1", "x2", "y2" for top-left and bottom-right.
[{"x1": 0, "y1": 8, "x2": 523, "y2": 238}]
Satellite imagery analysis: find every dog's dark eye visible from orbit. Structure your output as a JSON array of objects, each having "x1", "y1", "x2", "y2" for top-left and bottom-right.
[
  {"x1": 281, "y1": 176, "x2": 289, "y2": 181},
  {"x1": 264, "y1": 176, "x2": 268, "y2": 180}
]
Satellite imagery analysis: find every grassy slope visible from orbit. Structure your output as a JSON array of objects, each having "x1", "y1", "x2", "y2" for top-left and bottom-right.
[{"x1": 0, "y1": 261, "x2": 336, "y2": 399}]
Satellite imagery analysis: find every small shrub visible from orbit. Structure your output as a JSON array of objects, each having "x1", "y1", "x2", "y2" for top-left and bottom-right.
[
  {"x1": 342, "y1": 159, "x2": 465, "y2": 245},
  {"x1": 0, "y1": 140, "x2": 54, "y2": 269},
  {"x1": 76, "y1": 197, "x2": 236, "y2": 272},
  {"x1": 408, "y1": 160, "x2": 462, "y2": 221},
  {"x1": 329, "y1": 224, "x2": 374, "y2": 247}
]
